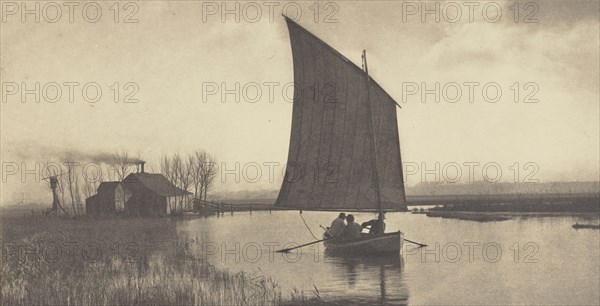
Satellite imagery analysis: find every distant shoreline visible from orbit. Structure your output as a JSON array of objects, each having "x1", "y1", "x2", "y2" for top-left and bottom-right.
[
  {"x1": 415, "y1": 210, "x2": 599, "y2": 222},
  {"x1": 3, "y1": 192, "x2": 598, "y2": 217}
]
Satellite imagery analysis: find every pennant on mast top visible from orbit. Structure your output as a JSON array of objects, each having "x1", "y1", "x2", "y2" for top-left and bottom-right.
[{"x1": 275, "y1": 17, "x2": 407, "y2": 212}]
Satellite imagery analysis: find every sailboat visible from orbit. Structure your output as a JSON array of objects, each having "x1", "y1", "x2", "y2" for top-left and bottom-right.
[{"x1": 274, "y1": 16, "x2": 407, "y2": 256}]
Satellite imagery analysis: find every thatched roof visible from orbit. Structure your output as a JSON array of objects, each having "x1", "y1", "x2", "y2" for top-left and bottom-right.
[{"x1": 123, "y1": 173, "x2": 191, "y2": 197}]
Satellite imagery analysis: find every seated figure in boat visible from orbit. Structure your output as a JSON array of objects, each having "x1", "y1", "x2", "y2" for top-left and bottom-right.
[
  {"x1": 361, "y1": 218, "x2": 386, "y2": 235},
  {"x1": 340, "y1": 214, "x2": 363, "y2": 240},
  {"x1": 325, "y1": 213, "x2": 346, "y2": 238}
]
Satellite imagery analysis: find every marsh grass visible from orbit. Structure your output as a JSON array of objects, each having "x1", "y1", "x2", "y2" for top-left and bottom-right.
[{"x1": 1, "y1": 215, "x2": 312, "y2": 305}]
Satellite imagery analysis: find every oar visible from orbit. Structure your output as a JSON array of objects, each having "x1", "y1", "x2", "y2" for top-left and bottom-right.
[
  {"x1": 404, "y1": 238, "x2": 427, "y2": 247},
  {"x1": 276, "y1": 237, "x2": 333, "y2": 253}
]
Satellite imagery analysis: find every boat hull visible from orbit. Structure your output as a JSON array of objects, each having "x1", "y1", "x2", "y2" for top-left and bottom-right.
[{"x1": 324, "y1": 231, "x2": 403, "y2": 256}]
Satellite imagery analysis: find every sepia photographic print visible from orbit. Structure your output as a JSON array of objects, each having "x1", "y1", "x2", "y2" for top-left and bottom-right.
[{"x1": 1, "y1": 1, "x2": 599, "y2": 305}]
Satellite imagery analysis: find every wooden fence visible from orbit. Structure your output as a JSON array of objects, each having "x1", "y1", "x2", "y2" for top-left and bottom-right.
[{"x1": 192, "y1": 200, "x2": 276, "y2": 215}]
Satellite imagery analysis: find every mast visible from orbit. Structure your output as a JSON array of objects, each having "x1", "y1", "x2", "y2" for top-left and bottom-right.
[{"x1": 362, "y1": 50, "x2": 385, "y2": 234}]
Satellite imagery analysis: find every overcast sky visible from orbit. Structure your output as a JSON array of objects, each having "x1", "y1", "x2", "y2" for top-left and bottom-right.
[{"x1": 1, "y1": 0, "x2": 598, "y2": 204}]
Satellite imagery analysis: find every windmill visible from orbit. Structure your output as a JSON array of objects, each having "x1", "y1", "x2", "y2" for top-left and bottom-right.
[{"x1": 41, "y1": 174, "x2": 69, "y2": 215}]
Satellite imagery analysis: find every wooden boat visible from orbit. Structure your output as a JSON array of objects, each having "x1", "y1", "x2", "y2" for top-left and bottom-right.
[
  {"x1": 273, "y1": 17, "x2": 408, "y2": 257},
  {"x1": 324, "y1": 232, "x2": 404, "y2": 256}
]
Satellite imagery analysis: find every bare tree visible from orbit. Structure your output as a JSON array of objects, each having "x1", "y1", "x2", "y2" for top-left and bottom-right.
[
  {"x1": 190, "y1": 150, "x2": 207, "y2": 201},
  {"x1": 200, "y1": 154, "x2": 218, "y2": 201},
  {"x1": 171, "y1": 154, "x2": 182, "y2": 211},
  {"x1": 82, "y1": 181, "x2": 93, "y2": 200},
  {"x1": 74, "y1": 180, "x2": 84, "y2": 214},
  {"x1": 81, "y1": 159, "x2": 101, "y2": 203},
  {"x1": 161, "y1": 155, "x2": 176, "y2": 213},
  {"x1": 105, "y1": 163, "x2": 115, "y2": 181},
  {"x1": 161, "y1": 155, "x2": 174, "y2": 182},
  {"x1": 113, "y1": 150, "x2": 132, "y2": 180},
  {"x1": 160, "y1": 151, "x2": 216, "y2": 213},
  {"x1": 162, "y1": 154, "x2": 187, "y2": 213},
  {"x1": 170, "y1": 153, "x2": 192, "y2": 212},
  {"x1": 179, "y1": 155, "x2": 193, "y2": 211}
]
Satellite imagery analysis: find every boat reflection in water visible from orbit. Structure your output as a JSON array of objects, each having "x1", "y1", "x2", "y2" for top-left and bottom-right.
[{"x1": 319, "y1": 251, "x2": 409, "y2": 305}]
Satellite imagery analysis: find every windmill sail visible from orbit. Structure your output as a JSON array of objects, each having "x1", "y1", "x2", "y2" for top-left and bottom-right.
[{"x1": 275, "y1": 17, "x2": 407, "y2": 212}]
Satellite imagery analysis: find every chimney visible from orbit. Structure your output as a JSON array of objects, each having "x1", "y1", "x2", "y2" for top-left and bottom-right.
[{"x1": 139, "y1": 161, "x2": 145, "y2": 173}]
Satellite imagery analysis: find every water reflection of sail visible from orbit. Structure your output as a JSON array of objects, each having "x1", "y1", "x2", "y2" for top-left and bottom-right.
[{"x1": 323, "y1": 255, "x2": 409, "y2": 305}]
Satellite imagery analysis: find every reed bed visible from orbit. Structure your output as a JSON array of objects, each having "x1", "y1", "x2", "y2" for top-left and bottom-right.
[{"x1": 1, "y1": 215, "x2": 311, "y2": 305}]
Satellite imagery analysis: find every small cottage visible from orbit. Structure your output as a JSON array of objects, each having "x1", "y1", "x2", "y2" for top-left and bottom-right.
[{"x1": 86, "y1": 162, "x2": 190, "y2": 217}]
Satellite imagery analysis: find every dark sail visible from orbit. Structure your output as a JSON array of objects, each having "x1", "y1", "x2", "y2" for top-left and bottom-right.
[{"x1": 275, "y1": 17, "x2": 406, "y2": 211}]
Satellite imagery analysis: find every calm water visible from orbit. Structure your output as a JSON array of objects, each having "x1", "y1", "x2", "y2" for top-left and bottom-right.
[{"x1": 177, "y1": 211, "x2": 600, "y2": 305}]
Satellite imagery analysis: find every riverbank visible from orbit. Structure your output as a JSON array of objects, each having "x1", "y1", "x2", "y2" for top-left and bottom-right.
[{"x1": 0, "y1": 215, "x2": 313, "y2": 305}]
